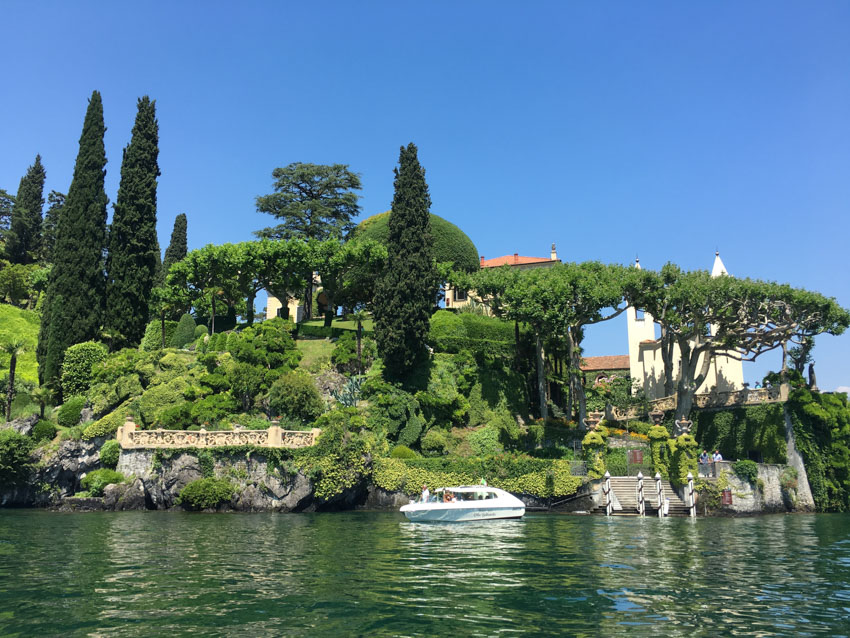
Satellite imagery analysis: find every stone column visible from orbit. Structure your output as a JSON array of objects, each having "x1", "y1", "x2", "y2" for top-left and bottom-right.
[{"x1": 267, "y1": 426, "x2": 283, "y2": 448}]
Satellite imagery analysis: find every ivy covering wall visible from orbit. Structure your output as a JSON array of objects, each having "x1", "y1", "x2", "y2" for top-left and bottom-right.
[
  {"x1": 691, "y1": 404, "x2": 787, "y2": 464},
  {"x1": 787, "y1": 389, "x2": 850, "y2": 512}
]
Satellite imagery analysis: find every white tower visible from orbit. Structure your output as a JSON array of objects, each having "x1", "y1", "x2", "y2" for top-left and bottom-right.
[{"x1": 626, "y1": 258, "x2": 661, "y2": 397}]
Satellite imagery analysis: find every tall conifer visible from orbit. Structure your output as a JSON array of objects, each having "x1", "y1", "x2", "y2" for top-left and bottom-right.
[
  {"x1": 373, "y1": 143, "x2": 438, "y2": 380},
  {"x1": 162, "y1": 213, "x2": 188, "y2": 276},
  {"x1": 41, "y1": 91, "x2": 108, "y2": 392},
  {"x1": 40, "y1": 191, "x2": 65, "y2": 263},
  {"x1": 105, "y1": 96, "x2": 160, "y2": 348},
  {"x1": 6, "y1": 155, "x2": 46, "y2": 264}
]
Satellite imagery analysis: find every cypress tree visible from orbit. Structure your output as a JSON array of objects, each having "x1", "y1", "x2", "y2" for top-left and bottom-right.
[
  {"x1": 40, "y1": 191, "x2": 65, "y2": 263},
  {"x1": 105, "y1": 96, "x2": 160, "y2": 348},
  {"x1": 41, "y1": 91, "x2": 108, "y2": 392},
  {"x1": 6, "y1": 155, "x2": 46, "y2": 264},
  {"x1": 373, "y1": 143, "x2": 438, "y2": 380},
  {"x1": 162, "y1": 213, "x2": 187, "y2": 276}
]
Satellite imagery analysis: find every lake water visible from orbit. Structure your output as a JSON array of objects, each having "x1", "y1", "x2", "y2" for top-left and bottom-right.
[{"x1": 1, "y1": 510, "x2": 848, "y2": 637}]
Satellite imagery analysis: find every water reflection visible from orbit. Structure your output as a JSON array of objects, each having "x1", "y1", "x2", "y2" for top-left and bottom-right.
[{"x1": 1, "y1": 511, "x2": 849, "y2": 636}]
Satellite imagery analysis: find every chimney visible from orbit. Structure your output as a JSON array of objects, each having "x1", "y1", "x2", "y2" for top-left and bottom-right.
[
  {"x1": 550, "y1": 243, "x2": 557, "y2": 261},
  {"x1": 480, "y1": 255, "x2": 485, "y2": 266},
  {"x1": 514, "y1": 252, "x2": 519, "y2": 264}
]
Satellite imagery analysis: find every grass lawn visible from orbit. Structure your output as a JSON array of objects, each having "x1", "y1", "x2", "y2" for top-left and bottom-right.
[
  {"x1": 296, "y1": 338, "x2": 335, "y2": 370},
  {"x1": 0, "y1": 304, "x2": 40, "y2": 384},
  {"x1": 301, "y1": 318, "x2": 374, "y2": 332}
]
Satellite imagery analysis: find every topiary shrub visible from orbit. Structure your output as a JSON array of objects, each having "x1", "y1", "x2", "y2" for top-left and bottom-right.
[
  {"x1": 31, "y1": 419, "x2": 57, "y2": 443},
  {"x1": 268, "y1": 372, "x2": 324, "y2": 424},
  {"x1": 177, "y1": 477, "x2": 235, "y2": 510},
  {"x1": 733, "y1": 459, "x2": 759, "y2": 485},
  {"x1": 190, "y1": 394, "x2": 238, "y2": 426},
  {"x1": 421, "y1": 428, "x2": 448, "y2": 456},
  {"x1": 82, "y1": 402, "x2": 132, "y2": 439},
  {"x1": 628, "y1": 421, "x2": 653, "y2": 436},
  {"x1": 58, "y1": 396, "x2": 87, "y2": 428},
  {"x1": 61, "y1": 341, "x2": 107, "y2": 397},
  {"x1": 0, "y1": 429, "x2": 34, "y2": 485},
  {"x1": 140, "y1": 319, "x2": 178, "y2": 352},
  {"x1": 648, "y1": 425, "x2": 670, "y2": 479},
  {"x1": 99, "y1": 439, "x2": 120, "y2": 469},
  {"x1": 390, "y1": 444, "x2": 418, "y2": 459},
  {"x1": 669, "y1": 433, "x2": 698, "y2": 486},
  {"x1": 363, "y1": 379, "x2": 426, "y2": 446},
  {"x1": 171, "y1": 313, "x2": 197, "y2": 349},
  {"x1": 156, "y1": 401, "x2": 194, "y2": 429},
  {"x1": 194, "y1": 324, "x2": 209, "y2": 340},
  {"x1": 81, "y1": 468, "x2": 124, "y2": 496},
  {"x1": 581, "y1": 430, "x2": 607, "y2": 478}
]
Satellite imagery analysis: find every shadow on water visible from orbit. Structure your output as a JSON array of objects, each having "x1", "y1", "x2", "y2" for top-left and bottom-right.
[{"x1": 1, "y1": 510, "x2": 849, "y2": 636}]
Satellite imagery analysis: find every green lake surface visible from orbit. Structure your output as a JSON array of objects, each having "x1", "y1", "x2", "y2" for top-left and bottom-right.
[{"x1": 1, "y1": 510, "x2": 848, "y2": 637}]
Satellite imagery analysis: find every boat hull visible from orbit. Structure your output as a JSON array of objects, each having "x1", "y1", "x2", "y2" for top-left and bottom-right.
[{"x1": 401, "y1": 505, "x2": 525, "y2": 522}]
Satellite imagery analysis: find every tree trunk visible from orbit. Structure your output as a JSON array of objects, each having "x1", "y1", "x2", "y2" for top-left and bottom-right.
[
  {"x1": 323, "y1": 311, "x2": 334, "y2": 328},
  {"x1": 357, "y1": 321, "x2": 363, "y2": 374},
  {"x1": 211, "y1": 295, "x2": 217, "y2": 335},
  {"x1": 245, "y1": 291, "x2": 255, "y2": 326},
  {"x1": 660, "y1": 327, "x2": 675, "y2": 396},
  {"x1": 567, "y1": 329, "x2": 587, "y2": 429},
  {"x1": 780, "y1": 340, "x2": 788, "y2": 384},
  {"x1": 536, "y1": 333, "x2": 547, "y2": 420},
  {"x1": 6, "y1": 354, "x2": 16, "y2": 422},
  {"x1": 674, "y1": 340, "x2": 713, "y2": 421},
  {"x1": 303, "y1": 273, "x2": 314, "y2": 320}
]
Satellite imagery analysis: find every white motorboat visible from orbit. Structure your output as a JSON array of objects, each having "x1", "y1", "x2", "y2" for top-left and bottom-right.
[{"x1": 400, "y1": 486, "x2": 526, "y2": 522}]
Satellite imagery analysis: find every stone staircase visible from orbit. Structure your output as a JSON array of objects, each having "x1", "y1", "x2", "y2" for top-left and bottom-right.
[{"x1": 597, "y1": 476, "x2": 691, "y2": 517}]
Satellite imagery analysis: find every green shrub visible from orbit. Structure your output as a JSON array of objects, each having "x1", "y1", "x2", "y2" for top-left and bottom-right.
[
  {"x1": 628, "y1": 421, "x2": 652, "y2": 435},
  {"x1": 780, "y1": 466, "x2": 798, "y2": 491},
  {"x1": 171, "y1": 313, "x2": 197, "y2": 348},
  {"x1": 61, "y1": 341, "x2": 107, "y2": 397},
  {"x1": 138, "y1": 377, "x2": 188, "y2": 426},
  {"x1": 604, "y1": 448, "x2": 627, "y2": 476},
  {"x1": 58, "y1": 396, "x2": 87, "y2": 428},
  {"x1": 390, "y1": 444, "x2": 418, "y2": 459},
  {"x1": 194, "y1": 324, "x2": 209, "y2": 339},
  {"x1": 468, "y1": 426, "x2": 504, "y2": 456},
  {"x1": 732, "y1": 459, "x2": 759, "y2": 485},
  {"x1": 0, "y1": 429, "x2": 34, "y2": 485},
  {"x1": 331, "y1": 332, "x2": 377, "y2": 374},
  {"x1": 428, "y1": 310, "x2": 515, "y2": 357},
  {"x1": 581, "y1": 430, "x2": 607, "y2": 478},
  {"x1": 81, "y1": 468, "x2": 125, "y2": 496},
  {"x1": 32, "y1": 419, "x2": 57, "y2": 443},
  {"x1": 269, "y1": 372, "x2": 324, "y2": 424},
  {"x1": 99, "y1": 439, "x2": 120, "y2": 469},
  {"x1": 156, "y1": 401, "x2": 194, "y2": 429},
  {"x1": 421, "y1": 428, "x2": 448, "y2": 456},
  {"x1": 177, "y1": 477, "x2": 235, "y2": 510},
  {"x1": 190, "y1": 394, "x2": 238, "y2": 426},
  {"x1": 648, "y1": 425, "x2": 670, "y2": 479},
  {"x1": 82, "y1": 402, "x2": 132, "y2": 439},
  {"x1": 669, "y1": 434, "x2": 698, "y2": 486},
  {"x1": 140, "y1": 319, "x2": 178, "y2": 352}
]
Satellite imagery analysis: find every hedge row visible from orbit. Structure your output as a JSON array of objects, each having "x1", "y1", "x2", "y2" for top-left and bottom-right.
[
  {"x1": 373, "y1": 456, "x2": 583, "y2": 498},
  {"x1": 692, "y1": 403, "x2": 786, "y2": 464},
  {"x1": 298, "y1": 324, "x2": 373, "y2": 339}
]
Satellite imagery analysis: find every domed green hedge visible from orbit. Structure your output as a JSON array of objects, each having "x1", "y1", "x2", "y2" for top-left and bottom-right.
[{"x1": 352, "y1": 211, "x2": 480, "y2": 272}]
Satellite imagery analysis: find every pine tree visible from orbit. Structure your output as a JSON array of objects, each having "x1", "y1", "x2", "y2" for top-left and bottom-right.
[
  {"x1": 105, "y1": 96, "x2": 160, "y2": 348},
  {"x1": 40, "y1": 191, "x2": 65, "y2": 263},
  {"x1": 41, "y1": 91, "x2": 108, "y2": 392},
  {"x1": 373, "y1": 143, "x2": 438, "y2": 380},
  {"x1": 6, "y1": 155, "x2": 46, "y2": 264},
  {"x1": 162, "y1": 212, "x2": 187, "y2": 276}
]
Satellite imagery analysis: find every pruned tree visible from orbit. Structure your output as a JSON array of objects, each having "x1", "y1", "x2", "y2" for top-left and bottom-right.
[
  {"x1": 627, "y1": 264, "x2": 850, "y2": 419},
  {"x1": 166, "y1": 244, "x2": 235, "y2": 334},
  {"x1": 255, "y1": 163, "x2": 362, "y2": 319},
  {"x1": 314, "y1": 238, "x2": 387, "y2": 326}
]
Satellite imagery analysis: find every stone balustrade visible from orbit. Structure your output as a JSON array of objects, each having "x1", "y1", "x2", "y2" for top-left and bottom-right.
[
  {"x1": 614, "y1": 383, "x2": 789, "y2": 420},
  {"x1": 116, "y1": 421, "x2": 320, "y2": 450}
]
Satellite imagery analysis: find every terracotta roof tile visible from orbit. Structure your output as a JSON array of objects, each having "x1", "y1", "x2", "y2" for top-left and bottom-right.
[
  {"x1": 580, "y1": 355, "x2": 630, "y2": 371},
  {"x1": 481, "y1": 255, "x2": 558, "y2": 268}
]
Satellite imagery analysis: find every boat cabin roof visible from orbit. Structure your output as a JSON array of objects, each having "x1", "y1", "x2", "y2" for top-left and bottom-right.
[{"x1": 434, "y1": 486, "x2": 501, "y2": 493}]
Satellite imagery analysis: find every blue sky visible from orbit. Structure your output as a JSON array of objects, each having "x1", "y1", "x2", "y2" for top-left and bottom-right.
[{"x1": 2, "y1": 2, "x2": 849, "y2": 389}]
